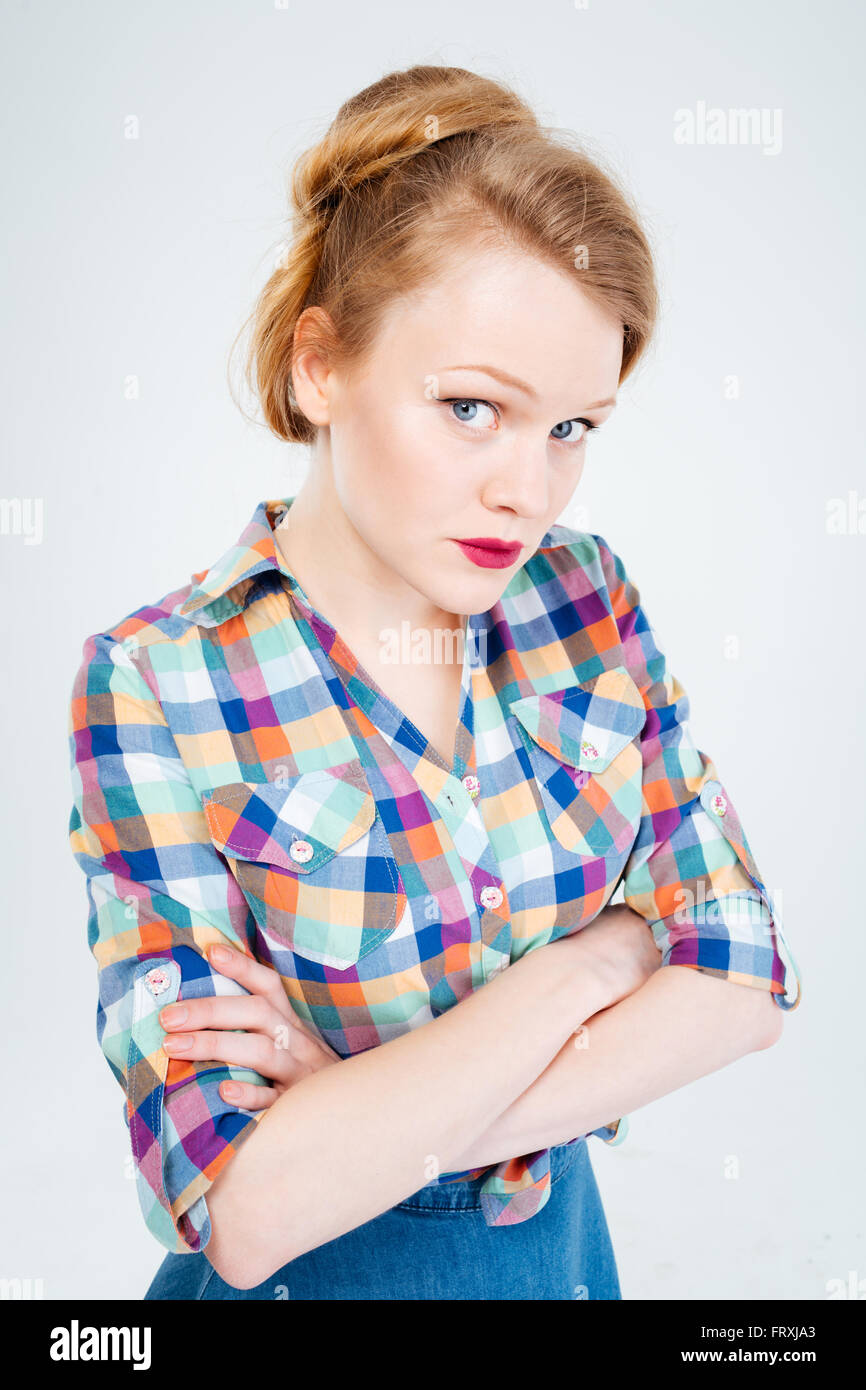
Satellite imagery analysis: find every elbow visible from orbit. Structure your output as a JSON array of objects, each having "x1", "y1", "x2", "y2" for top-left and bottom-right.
[
  {"x1": 207, "y1": 1249, "x2": 266, "y2": 1293},
  {"x1": 722, "y1": 977, "x2": 786, "y2": 1054},
  {"x1": 754, "y1": 996, "x2": 785, "y2": 1051},
  {"x1": 204, "y1": 1178, "x2": 293, "y2": 1292},
  {"x1": 206, "y1": 1220, "x2": 290, "y2": 1292},
  {"x1": 204, "y1": 1232, "x2": 257, "y2": 1291},
  {"x1": 202, "y1": 1214, "x2": 252, "y2": 1291}
]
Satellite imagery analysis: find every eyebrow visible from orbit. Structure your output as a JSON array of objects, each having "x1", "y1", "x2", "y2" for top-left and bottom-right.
[{"x1": 438, "y1": 363, "x2": 617, "y2": 411}]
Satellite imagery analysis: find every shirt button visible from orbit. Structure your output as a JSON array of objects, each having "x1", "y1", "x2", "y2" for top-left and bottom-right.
[
  {"x1": 462, "y1": 774, "x2": 480, "y2": 799},
  {"x1": 290, "y1": 838, "x2": 314, "y2": 864},
  {"x1": 144, "y1": 966, "x2": 171, "y2": 996},
  {"x1": 480, "y1": 884, "x2": 503, "y2": 910},
  {"x1": 709, "y1": 793, "x2": 728, "y2": 817}
]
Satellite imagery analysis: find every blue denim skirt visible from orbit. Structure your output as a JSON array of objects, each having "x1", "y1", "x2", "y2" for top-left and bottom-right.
[{"x1": 144, "y1": 1137, "x2": 621, "y2": 1301}]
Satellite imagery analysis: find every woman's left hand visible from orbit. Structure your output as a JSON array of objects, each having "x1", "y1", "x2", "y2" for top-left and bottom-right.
[{"x1": 158, "y1": 942, "x2": 341, "y2": 1111}]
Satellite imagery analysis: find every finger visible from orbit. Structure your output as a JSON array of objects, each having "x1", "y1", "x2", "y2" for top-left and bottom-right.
[
  {"x1": 161, "y1": 1028, "x2": 295, "y2": 1082},
  {"x1": 159, "y1": 996, "x2": 338, "y2": 1075},
  {"x1": 271, "y1": 1016, "x2": 339, "y2": 1069},
  {"x1": 219, "y1": 1080, "x2": 279, "y2": 1111},
  {"x1": 159, "y1": 993, "x2": 285, "y2": 1038},
  {"x1": 206, "y1": 943, "x2": 288, "y2": 1010},
  {"x1": 204, "y1": 942, "x2": 337, "y2": 1058}
]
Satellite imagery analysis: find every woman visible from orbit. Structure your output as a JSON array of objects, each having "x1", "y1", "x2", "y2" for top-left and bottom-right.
[{"x1": 67, "y1": 63, "x2": 801, "y2": 1301}]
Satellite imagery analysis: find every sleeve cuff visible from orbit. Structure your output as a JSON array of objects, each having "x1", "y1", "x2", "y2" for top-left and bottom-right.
[
  {"x1": 654, "y1": 888, "x2": 801, "y2": 1011},
  {"x1": 594, "y1": 1114, "x2": 629, "y2": 1146},
  {"x1": 127, "y1": 956, "x2": 271, "y2": 1254}
]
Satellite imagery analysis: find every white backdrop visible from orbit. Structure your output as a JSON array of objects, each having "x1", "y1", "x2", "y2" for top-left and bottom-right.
[{"x1": 2, "y1": 0, "x2": 863, "y2": 1302}]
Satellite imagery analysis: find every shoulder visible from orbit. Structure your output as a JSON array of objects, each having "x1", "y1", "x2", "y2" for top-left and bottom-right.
[
  {"x1": 525, "y1": 522, "x2": 625, "y2": 605},
  {"x1": 68, "y1": 573, "x2": 206, "y2": 705}
]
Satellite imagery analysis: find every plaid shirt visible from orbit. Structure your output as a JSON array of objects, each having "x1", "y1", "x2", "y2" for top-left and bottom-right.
[{"x1": 67, "y1": 495, "x2": 801, "y2": 1256}]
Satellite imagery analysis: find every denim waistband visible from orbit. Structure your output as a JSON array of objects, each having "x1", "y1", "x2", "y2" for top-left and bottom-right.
[{"x1": 394, "y1": 1138, "x2": 585, "y2": 1212}]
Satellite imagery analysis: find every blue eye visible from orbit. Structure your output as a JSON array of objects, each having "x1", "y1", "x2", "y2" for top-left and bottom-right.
[
  {"x1": 550, "y1": 418, "x2": 597, "y2": 445},
  {"x1": 438, "y1": 398, "x2": 598, "y2": 446},
  {"x1": 445, "y1": 399, "x2": 497, "y2": 430}
]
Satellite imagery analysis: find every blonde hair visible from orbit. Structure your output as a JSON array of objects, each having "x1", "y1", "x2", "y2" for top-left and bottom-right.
[{"x1": 233, "y1": 63, "x2": 659, "y2": 444}]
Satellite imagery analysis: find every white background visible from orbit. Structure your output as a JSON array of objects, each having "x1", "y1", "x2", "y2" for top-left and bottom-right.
[{"x1": 2, "y1": 0, "x2": 863, "y2": 1301}]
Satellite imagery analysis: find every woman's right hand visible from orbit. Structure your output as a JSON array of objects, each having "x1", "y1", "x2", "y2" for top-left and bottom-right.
[{"x1": 567, "y1": 903, "x2": 663, "y2": 1007}]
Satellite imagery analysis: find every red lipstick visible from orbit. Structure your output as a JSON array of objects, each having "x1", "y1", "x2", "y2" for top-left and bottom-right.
[{"x1": 453, "y1": 536, "x2": 524, "y2": 570}]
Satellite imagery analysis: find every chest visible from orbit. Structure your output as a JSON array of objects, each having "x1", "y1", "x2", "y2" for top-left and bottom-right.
[
  {"x1": 200, "y1": 645, "x2": 647, "y2": 1017},
  {"x1": 351, "y1": 645, "x2": 466, "y2": 768}
]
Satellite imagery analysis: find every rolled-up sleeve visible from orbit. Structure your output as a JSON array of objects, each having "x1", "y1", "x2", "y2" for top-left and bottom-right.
[
  {"x1": 67, "y1": 632, "x2": 273, "y2": 1254},
  {"x1": 594, "y1": 536, "x2": 802, "y2": 1012}
]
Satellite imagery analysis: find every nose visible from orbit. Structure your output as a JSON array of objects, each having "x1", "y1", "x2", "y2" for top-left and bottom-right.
[{"x1": 479, "y1": 442, "x2": 554, "y2": 520}]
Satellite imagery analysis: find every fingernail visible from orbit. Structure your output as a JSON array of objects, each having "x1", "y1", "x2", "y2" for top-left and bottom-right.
[
  {"x1": 160, "y1": 1005, "x2": 187, "y2": 1026},
  {"x1": 210, "y1": 945, "x2": 232, "y2": 965},
  {"x1": 162, "y1": 1035, "x2": 192, "y2": 1052},
  {"x1": 223, "y1": 1082, "x2": 240, "y2": 1098}
]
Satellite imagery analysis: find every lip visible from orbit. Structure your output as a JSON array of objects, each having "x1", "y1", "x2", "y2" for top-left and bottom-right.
[{"x1": 452, "y1": 537, "x2": 524, "y2": 570}]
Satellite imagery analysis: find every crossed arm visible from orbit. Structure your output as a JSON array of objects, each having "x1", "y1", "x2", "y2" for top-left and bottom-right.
[
  {"x1": 162, "y1": 917, "x2": 782, "y2": 1289},
  {"x1": 443, "y1": 961, "x2": 782, "y2": 1170}
]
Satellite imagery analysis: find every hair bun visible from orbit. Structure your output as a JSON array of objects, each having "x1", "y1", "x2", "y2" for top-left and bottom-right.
[{"x1": 292, "y1": 64, "x2": 537, "y2": 226}]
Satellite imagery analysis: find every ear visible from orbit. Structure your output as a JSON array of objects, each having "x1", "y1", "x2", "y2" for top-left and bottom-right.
[{"x1": 291, "y1": 306, "x2": 338, "y2": 427}]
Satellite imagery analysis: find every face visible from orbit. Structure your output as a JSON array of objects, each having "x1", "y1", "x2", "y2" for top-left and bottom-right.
[{"x1": 292, "y1": 240, "x2": 623, "y2": 622}]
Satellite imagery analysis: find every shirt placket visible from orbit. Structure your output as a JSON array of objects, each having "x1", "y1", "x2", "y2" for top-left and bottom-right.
[{"x1": 283, "y1": 580, "x2": 513, "y2": 985}]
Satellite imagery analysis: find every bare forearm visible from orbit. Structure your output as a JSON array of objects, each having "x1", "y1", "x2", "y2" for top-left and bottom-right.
[
  {"x1": 206, "y1": 938, "x2": 608, "y2": 1288},
  {"x1": 445, "y1": 965, "x2": 783, "y2": 1169}
]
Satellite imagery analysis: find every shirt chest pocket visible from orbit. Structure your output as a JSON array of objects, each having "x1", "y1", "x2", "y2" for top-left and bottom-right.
[
  {"x1": 201, "y1": 761, "x2": 406, "y2": 971},
  {"x1": 509, "y1": 666, "x2": 647, "y2": 860}
]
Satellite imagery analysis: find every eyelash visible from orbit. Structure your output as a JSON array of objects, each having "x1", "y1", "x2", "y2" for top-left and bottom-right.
[{"x1": 436, "y1": 397, "x2": 599, "y2": 446}]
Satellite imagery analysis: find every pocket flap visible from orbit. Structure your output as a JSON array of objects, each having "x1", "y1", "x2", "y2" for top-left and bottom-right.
[
  {"x1": 201, "y1": 762, "x2": 376, "y2": 875},
  {"x1": 510, "y1": 666, "x2": 647, "y2": 772}
]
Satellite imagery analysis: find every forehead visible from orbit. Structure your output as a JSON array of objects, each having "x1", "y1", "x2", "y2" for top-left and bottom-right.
[{"x1": 371, "y1": 242, "x2": 623, "y2": 395}]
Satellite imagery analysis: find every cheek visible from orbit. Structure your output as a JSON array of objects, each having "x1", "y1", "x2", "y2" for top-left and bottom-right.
[
  {"x1": 376, "y1": 429, "x2": 467, "y2": 518},
  {"x1": 335, "y1": 451, "x2": 438, "y2": 557},
  {"x1": 332, "y1": 415, "x2": 407, "y2": 517},
  {"x1": 559, "y1": 451, "x2": 586, "y2": 495},
  {"x1": 334, "y1": 403, "x2": 472, "y2": 541}
]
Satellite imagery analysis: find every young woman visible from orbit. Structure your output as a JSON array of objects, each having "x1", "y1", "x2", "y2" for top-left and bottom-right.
[{"x1": 67, "y1": 63, "x2": 801, "y2": 1301}]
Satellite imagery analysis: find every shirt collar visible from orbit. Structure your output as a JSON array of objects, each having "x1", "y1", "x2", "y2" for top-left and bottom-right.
[
  {"x1": 177, "y1": 496, "x2": 298, "y2": 628},
  {"x1": 177, "y1": 494, "x2": 575, "y2": 630}
]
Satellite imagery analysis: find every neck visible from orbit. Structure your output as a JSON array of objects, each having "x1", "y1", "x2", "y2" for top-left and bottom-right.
[{"x1": 272, "y1": 479, "x2": 465, "y2": 654}]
